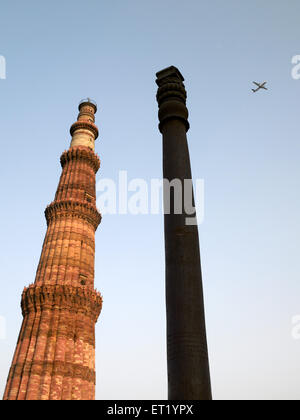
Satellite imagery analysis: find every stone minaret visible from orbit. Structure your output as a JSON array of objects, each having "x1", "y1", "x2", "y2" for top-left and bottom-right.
[
  {"x1": 156, "y1": 67, "x2": 212, "y2": 400},
  {"x1": 3, "y1": 99, "x2": 103, "y2": 400}
]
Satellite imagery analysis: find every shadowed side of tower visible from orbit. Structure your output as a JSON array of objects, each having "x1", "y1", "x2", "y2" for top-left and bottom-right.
[
  {"x1": 3, "y1": 100, "x2": 102, "y2": 400},
  {"x1": 156, "y1": 67, "x2": 212, "y2": 400}
]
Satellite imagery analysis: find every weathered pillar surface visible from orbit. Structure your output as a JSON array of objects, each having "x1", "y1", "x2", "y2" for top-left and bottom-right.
[
  {"x1": 156, "y1": 66, "x2": 212, "y2": 400},
  {"x1": 3, "y1": 100, "x2": 102, "y2": 400}
]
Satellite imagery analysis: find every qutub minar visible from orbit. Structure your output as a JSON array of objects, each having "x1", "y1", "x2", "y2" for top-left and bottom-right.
[{"x1": 3, "y1": 99, "x2": 102, "y2": 400}]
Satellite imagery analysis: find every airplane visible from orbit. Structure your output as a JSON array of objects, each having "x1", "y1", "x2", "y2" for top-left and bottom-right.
[{"x1": 252, "y1": 81, "x2": 268, "y2": 93}]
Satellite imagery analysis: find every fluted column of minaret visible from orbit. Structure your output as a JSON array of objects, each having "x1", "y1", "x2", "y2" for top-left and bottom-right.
[{"x1": 3, "y1": 100, "x2": 103, "y2": 400}]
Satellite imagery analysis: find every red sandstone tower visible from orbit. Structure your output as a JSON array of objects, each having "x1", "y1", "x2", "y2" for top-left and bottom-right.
[{"x1": 3, "y1": 99, "x2": 103, "y2": 400}]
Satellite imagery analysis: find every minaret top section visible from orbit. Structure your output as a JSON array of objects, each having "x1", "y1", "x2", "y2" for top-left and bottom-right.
[
  {"x1": 70, "y1": 98, "x2": 99, "y2": 151},
  {"x1": 79, "y1": 98, "x2": 97, "y2": 113}
]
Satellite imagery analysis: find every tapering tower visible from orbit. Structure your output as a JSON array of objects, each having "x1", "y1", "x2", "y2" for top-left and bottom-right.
[
  {"x1": 3, "y1": 99, "x2": 103, "y2": 400},
  {"x1": 156, "y1": 67, "x2": 212, "y2": 400}
]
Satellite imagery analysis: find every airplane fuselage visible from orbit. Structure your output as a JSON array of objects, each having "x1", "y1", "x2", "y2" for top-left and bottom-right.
[{"x1": 252, "y1": 81, "x2": 268, "y2": 92}]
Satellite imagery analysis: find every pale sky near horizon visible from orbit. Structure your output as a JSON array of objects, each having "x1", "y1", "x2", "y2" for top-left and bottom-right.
[{"x1": 1, "y1": 0, "x2": 300, "y2": 400}]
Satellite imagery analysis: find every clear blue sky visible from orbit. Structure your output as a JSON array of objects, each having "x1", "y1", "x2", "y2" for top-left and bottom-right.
[{"x1": 1, "y1": 0, "x2": 300, "y2": 400}]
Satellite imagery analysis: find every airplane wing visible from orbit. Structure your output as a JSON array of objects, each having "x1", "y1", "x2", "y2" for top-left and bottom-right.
[{"x1": 253, "y1": 81, "x2": 260, "y2": 87}]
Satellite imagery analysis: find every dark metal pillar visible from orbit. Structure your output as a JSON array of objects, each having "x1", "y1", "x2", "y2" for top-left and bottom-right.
[{"x1": 156, "y1": 66, "x2": 212, "y2": 400}]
